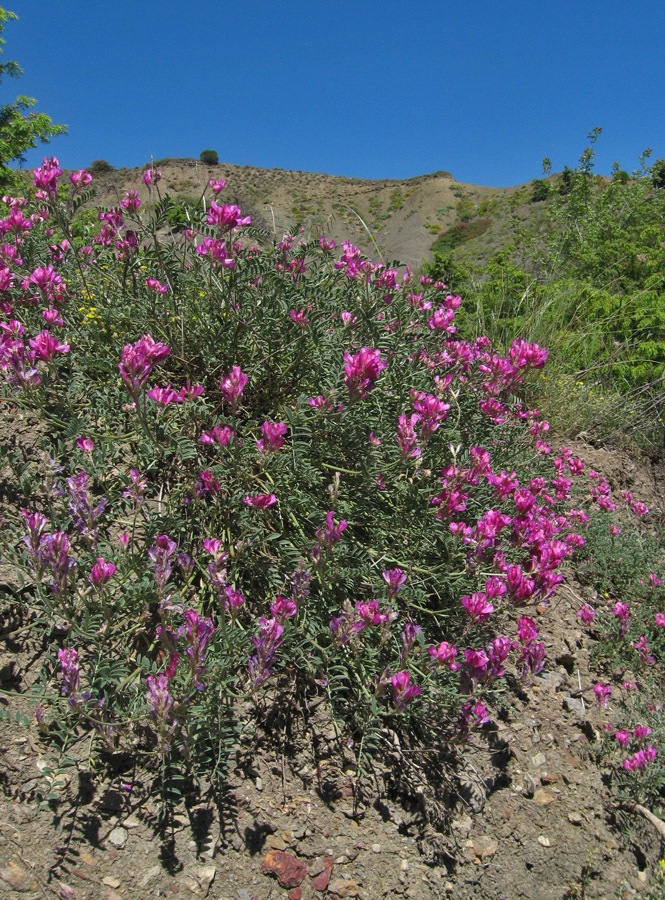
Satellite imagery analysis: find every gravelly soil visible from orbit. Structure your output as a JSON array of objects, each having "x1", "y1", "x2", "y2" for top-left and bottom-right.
[{"x1": 2, "y1": 409, "x2": 665, "y2": 900}]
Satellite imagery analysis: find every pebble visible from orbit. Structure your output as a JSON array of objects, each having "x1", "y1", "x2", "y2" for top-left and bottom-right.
[
  {"x1": 531, "y1": 752, "x2": 547, "y2": 767},
  {"x1": 568, "y1": 811, "x2": 583, "y2": 825},
  {"x1": 532, "y1": 789, "x2": 555, "y2": 806},
  {"x1": 538, "y1": 835, "x2": 552, "y2": 847},
  {"x1": 400, "y1": 860, "x2": 409, "y2": 872},
  {"x1": 371, "y1": 843, "x2": 382, "y2": 853},
  {"x1": 472, "y1": 835, "x2": 498, "y2": 859},
  {"x1": 108, "y1": 826, "x2": 128, "y2": 849},
  {"x1": 123, "y1": 813, "x2": 140, "y2": 828},
  {"x1": 0, "y1": 861, "x2": 39, "y2": 892},
  {"x1": 103, "y1": 876, "x2": 121, "y2": 888}
]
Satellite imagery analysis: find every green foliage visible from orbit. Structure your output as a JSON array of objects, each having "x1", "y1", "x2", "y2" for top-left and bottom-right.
[
  {"x1": 90, "y1": 159, "x2": 114, "y2": 175},
  {"x1": 199, "y1": 149, "x2": 219, "y2": 166},
  {"x1": 530, "y1": 178, "x2": 550, "y2": 202},
  {"x1": 651, "y1": 158, "x2": 665, "y2": 189},
  {"x1": 0, "y1": 7, "x2": 66, "y2": 188},
  {"x1": 431, "y1": 217, "x2": 492, "y2": 254}
]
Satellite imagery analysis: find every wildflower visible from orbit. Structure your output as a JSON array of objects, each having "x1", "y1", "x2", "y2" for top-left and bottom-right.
[
  {"x1": 147, "y1": 384, "x2": 182, "y2": 406},
  {"x1": 33, "y1": 157, "x2": 62, "y2": 197},
  {"x1": 382, "y1": 567, "x2": 407, "y2": 595},
  {"x1": 289, "y1": 309, "x2": 308, "y2": 327},
  {"x1": 614, "y1": 730, "x2": 631, "y2": 748},
  {"x1": 593, "y1": 682, "x2": 611, "y2": 708},
  {"x1": 397, "y1": 413, "x2": 421, "y2": 459},
  {"x1": 143, "y1": 168, "x2": 162, "y2": 187},
  {"x1": 248, "y1": 616, "x2": 284, "y2": 686},
  {"x1": 67, "y1": 471, "x2": 107, "y2": 544},
  {"x1": 461, "y1": 592, "x2": 494, "y2": 623},
  {"x1": 119, "y1": 334, "x2": 170, "y2": 397},
  {"x1": 516, "y1": 616, "x2": 539, "y2": 644},
  {"x1": 256, "y1": 420, "x2": 287, "y2": 454},
  {"x1": 89, "y1": 557, "x2": 116, "y2": 587},
  {"x1": 148, "y1": 534, "x2": 178, "y2": 593},
  {"x1": 180, "y1": 609, "x2": 215, "y2": 690},
  {"x1": 28, "y1": 330, "x2": 70, "y2": 362},
  {"x1": 201, "y1": 424, "x2": 234, "y2": 446},
  {"x1": 633, "y1": 635, "x2": 655, "y2": 666},
  {"x1": 655, "y1": 613, "x2": 665, "y2": 627},
  {"x1": 146, "y1": 278, "x2": 169, "y2": 293},
  {"x1": 400, "y1": 623, "x2": 422, "y2": 665},
  {"x1": 121, "y1": 189, "x2": 140, "y2": 210},
  {"x1": 613, "y1": 601, "x2": 630, "y2": 638},
  {"x1": 633, "y1": 725, "x2": 653, "y2": 741},
  {"x1": 329, "y1": 601, "x2": 364, "y2": 646},
  {"x1": 244, "y1": 493, "x2": 277, "y2": 508},
  {"x1": 209, "y1": 178, "x2": 226, "y2": 193},
  {"x1": 343, "y1": 347, "x2": 386, "y2": 401},
  {"x1": 76, "y1": 435, "x2": 94, "y2": 453},
  {"x1": 70, "y1": 169, "x2": 92, "y2": 187},
  {"x1": 57, "y1": 648, "x2": 80, "y2": 705},
  {"x1": 270, "y1": 595, "x2": 297, "y2": 621},
  {"x1": 427, "y1": 641, "x2": 460, "y2": 670},
  {"x1": 224, "y1": 585, "x2": 245, "y2": 615},
  {"x1": 391, "y1": 671, "x2": 422, "y2": 711},
  {"x1": 145, "y1": 674, "x2": 177, "y2": 750},
  {"x1": 577, "y1": 604, "x2": 596, "y2": 626},
  {"x1": 623, "y1": 746, "x2": 657, "y2": 772},
  {"x1": 220, "y1": 365, "x2": 248, "y2": 407}
]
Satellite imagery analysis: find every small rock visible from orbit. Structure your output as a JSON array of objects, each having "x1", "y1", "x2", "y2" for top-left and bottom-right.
[
  {"x1": 267, "y1": 834, "x2": 287, "y2": 851},
  {"x1": 524, "y1": 773, "x2": 537, "y2": 797},
  {"x1": 108, "y1": 826, "x2": 128, "y2": 849},
  {"x1": 451, "y1": 815, "x2": 473, "y2": 834},
  {"x1": 538, "y1": 835, "x2": 552, "y2": 847},
  {"x1": 568, "y1": 811, "x2": 583, "y2": 825},
  {"x1": 255, "y1": 776, "x2": 263, "y2": 791},
  {"x1": 564, "y1": 697, "x2": 586, "y2": 716},
  {"x1": 288, "y1": 888, "x2": 302, "y2": 900},
  {"x1": 123, "y1": 813, "x2": 140, "y2": 828},
  {"x1": 197, "y1": 865, "x2": 216, "y2": 890},
  {"x1": 105, "y1": 890, "x2": 123, "y2": 900},
  {"x1": 541, "y1": 772, "x2": 559, "y2": 784},
  {"x1": 472, "y1": 835, "x2": 498, "y2": 859},
  {"x1": 310, "y1": 856, "x2": 333, "y2": 891},
  {"x1": 531, "y1": 752, "x2": 547, "y2": 767},
  {"x1": 329, "y1": 878, "x2": 361, "y2": 898},
  {"x1": 263, "y1": 850, "x2": 307, "y2": 888},
  {"x1": 140, "y1": 865, "x2": 162, "y2": 887},
  {"x1": 400, "y1": 860, "x2": 409, "y2": 872},
  {"x1": 0, "y1": 861, "x2": 38, "y2": 892},
  {"x1": 371, "y1": 843, "x2": 381, "y2": 853},
  {"x1": 103, "y1": 876, "x2": 121, "y2": 888},
  {"x1": 533, "y1": 789, "x2": 555, "y2": 807}
]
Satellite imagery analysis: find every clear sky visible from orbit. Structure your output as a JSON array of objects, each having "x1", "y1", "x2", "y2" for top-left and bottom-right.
[{"x1": 5, "y1": 0, "x2": 665, "y2": 186}]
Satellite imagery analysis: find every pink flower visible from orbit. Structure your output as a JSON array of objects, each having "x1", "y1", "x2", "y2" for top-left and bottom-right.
[
  {"x1": 28, "y1": 330, "x2": 70, "y2": 362},
  {"x1": 382, "y1": 568, "x2": 407, "y2": 595},
  {"x1": 147, "y1": 384, "x2": 182, "y2": 406},
  {"x1": 614, "y1": 729, "x2": 631, "y2": 748},
  {"x1": 593, "y1": 682, "x2": 611, "y2": 708},
  {"x1": 143, "y1": 168, "x2": 162, "y2": 187},
  {"x1": 220, "y1": 365, "x2": 248, "y2": 407},
  {"x1": 76, "y1": 435, "x2": 94, "y2": 453},
  {"x1": 343, "y1": 347, "x2": 386, "y2": 401},
  {"x1": 201, "y1": 424, "x2": 234, "y2": 446},
  {"x1": 244, "y1": 493, "x2": 277, "y2": 508},
  {"x1": 89, "y1": 557, "x2": 116, "y2": 587},
  {"x1": 577, "y1": 604, "x2": 596, "y2": 626},
  {"x1": 256, "y1": 420, "x2": 287, "y2": 454},
  {"x1": 70, "y1": 169, "x2": 92, "y2": 187},
  {"x1": 146, "y1": 278, "x2": 169, "y2": 293},
  {"x1": 427, "y1": 641, "x2": 460, "y2": 670},
  {"x1": 461, "y1": 592, "x2": 494, "y2": 623},
  {"x1": 391, "y1": 671, "x2": 422, "y2": 711},
  {"x1": 121, "y1": 190, "x2": 141, "y2": 210},
  {"x1": 289, "y1": 309, "x2": 309, "y2": 327},
  {"x1": 209, "y1": 178, "x2": 226, "y2": 193},
  {"x1": 655, "y1": 613, "x2": 665, "y2": 627}
]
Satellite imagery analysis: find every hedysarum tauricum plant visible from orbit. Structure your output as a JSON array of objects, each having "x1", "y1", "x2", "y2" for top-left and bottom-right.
[{"x1": 0, "y1": 159, "x2": 662, "y2": 794}]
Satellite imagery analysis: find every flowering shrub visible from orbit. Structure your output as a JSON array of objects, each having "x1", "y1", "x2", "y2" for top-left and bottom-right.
[{"x1": 1, "y1": 160, "x2": 663, "y2": 801}]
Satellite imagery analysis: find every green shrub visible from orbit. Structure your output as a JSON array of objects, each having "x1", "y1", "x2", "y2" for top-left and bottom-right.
[
  {"x1": 199, "y1": 149, "x2": 219, "y2": 166},
  {"x1": 90, "y1": 158, "x2": 114, "y2": 175}
]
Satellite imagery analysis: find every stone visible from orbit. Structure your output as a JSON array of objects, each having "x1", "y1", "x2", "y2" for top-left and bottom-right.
[
  {"x1": 103, "y1": 876, "x2": 121, "y2": 888},
  {"x1": 328, "y1": 878, "x2": 361, "y2": 898},
  {"x1": 108, "y1": 826, "x2": 128, "y2": 848},
  {"x1": 263, "y1": 850, "x2": 308, "y2": 888},
  {"x1": 568, "y1": 811, "x2": 583, "y2": 825},
  {"x1": 564, "y1": 697, "x2": 586, "y2": 716},
  {"x1": 123, "y1": 813, "x2": 141, "y2": 828},
  {"x1": 0, "y1": 861, "x2": 38, "y2": 892},
  {"x1": 472, "y1": 836, "x2": 498, "y2": 859},
  {"x1": 538, "y1": 835, "x2": 552, "y2": 847},
  {"x1": 371, "y1": 843, "x2": 382, "y2": 853},
  {"x1": 532, "y1": 789, "x2": 555, "y2": 806},
  {"x1": 288, "y1": 888, "x2": 302, "y2": 900},
  {"x1": 531, "y1": 752, "x2": 547, "y2": 767},
  {"x1": 140, "y1": 865, "x2": 162, "y2": 887},
  {"x1": 267, "y1": 834, "x2": 287, "y2": 850},
  {"x1": 310, "y1": 856, "x2": 333, "y2": 891}
]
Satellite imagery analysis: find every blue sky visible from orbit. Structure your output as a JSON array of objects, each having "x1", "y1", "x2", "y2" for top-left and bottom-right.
[{"x1": 5, "y1": 0, "x2": 665, "y2": 186}]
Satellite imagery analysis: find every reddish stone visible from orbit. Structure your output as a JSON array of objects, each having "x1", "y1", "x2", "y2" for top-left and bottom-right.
[
  {"x1": 310, "y1": 856, "x2": 333, "y2": 891},
  {"x1": 263, "y1": 850, "x2": 308, "y2": 888},
  {"x1": 288, "y1": 888, "x2": 302, "y2": 900}
]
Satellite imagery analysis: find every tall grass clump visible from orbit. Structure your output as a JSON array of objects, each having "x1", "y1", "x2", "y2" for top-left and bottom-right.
[{"x1": 0, "y1": 160, "x2": 662, "y2": 805}]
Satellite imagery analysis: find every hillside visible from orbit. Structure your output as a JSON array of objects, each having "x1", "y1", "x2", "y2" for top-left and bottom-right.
[{"x1": 84, "y1": 157, "x2": 531, "y2": 268}]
